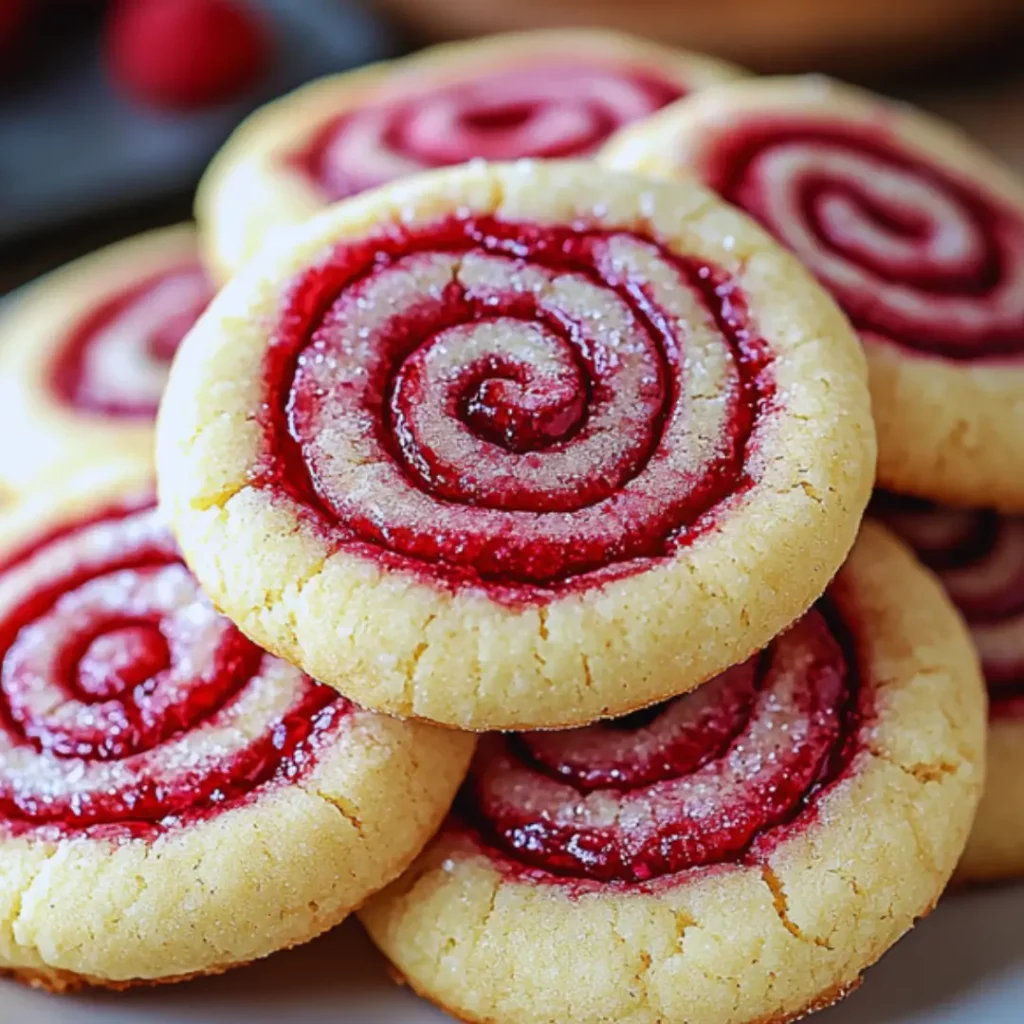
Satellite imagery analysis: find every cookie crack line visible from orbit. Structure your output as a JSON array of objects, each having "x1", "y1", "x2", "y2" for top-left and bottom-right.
[
  {"x1": 463, "y1": 876, "x2": 502, "y2": 966},
  {"x1": 759, "y1": 865, "x2": 833, "y2": 950},
  {"x1": 187, "y1": 480, "x2": 244, "y2": 514},
  {"x1": 3, "y1": 847, "x2": 61, "y2": 956},
  {"x1": 866, "y1": 744, "x2": 963, "y2": 787},
  {"x1": 672, "y1": 909, "x2": 699, "y2": 952},
  {"x1": 405, "y1": 612, "x2": 439, "y2": 711},
  {"x1": 309, "y1": 787, "x2": 366, "y2": 840},
  {"x1": 93, "y1": 849, "x2": 158, "y2": 959},
  {"x1": 608, "y1": 903, "x2": 656, "y2": 1013}
]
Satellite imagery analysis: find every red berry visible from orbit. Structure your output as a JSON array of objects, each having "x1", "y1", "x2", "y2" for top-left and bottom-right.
[{"x1": 105, "y1": 0, "x2": 270, "y2": 111}]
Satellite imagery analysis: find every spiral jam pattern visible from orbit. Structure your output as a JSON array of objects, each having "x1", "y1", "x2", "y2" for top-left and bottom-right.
[
  {"x1": 255, "y1": 216, "x2": 775, "y2": 595},
  {"x1": 292, "y1": 62, "x2": 684, "y2": 200},
  {"x1": 699, "y1": 120, "x2": 1024, "y2": 361},
  {"x1": 874, "y1": 494, "x2": 1024, "y2": 715},
  {"x1": 52, "y1": 264, "x2": 213, "y2": 417},
  {"x1": 457, "y1": 607, "x2": 859, "y2": 883},
  {"x1": 0, "y1": 504, "x2": 348, "y2": 840}
]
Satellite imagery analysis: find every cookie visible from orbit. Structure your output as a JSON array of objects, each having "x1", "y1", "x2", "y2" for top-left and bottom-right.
[
  {"x1": 0, "y1": 225, "x2": 213, "y2": 495},
  {"x1": 602, "y1": 76, "x2": 1024, "y2": 511},
  {"x1": 196, "y1": 29, "x2": 745, "y2": 278},
  {"x1": 360, "y1": 522, "x2": 986, "y2": 1024},
  {"x1": 159, "y1": 159, "x2": 875, "y2": 731},
  {"x1": 0, "y1": 461, "x2": 473, "y2": 991},
  {"x1": 873, "y1": 493, "x2": 1024, "y2": 881}
]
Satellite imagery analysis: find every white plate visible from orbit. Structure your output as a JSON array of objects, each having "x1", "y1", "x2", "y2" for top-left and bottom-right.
[{"x1": 2, "y1": 883, "x2": 1022, "y2": 1023}]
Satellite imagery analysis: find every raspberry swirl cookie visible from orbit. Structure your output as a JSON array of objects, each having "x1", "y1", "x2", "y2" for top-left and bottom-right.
[
  {"x1": 361, "y1": 523, "x2": 986, "y2": 1024},
  {"x1": 603, "y1": 76, "x2": 1024, "y2": 510},
  {"x1": 0, "y1": 462, "x2": 473, "y2": 991},
  {"x1": 159, "y1": 160, "x2": 874, "y2": 731},
  {"x1": 874, "y1": 494, "x2": 1024, "y2": 880},
  {"x1": 196, "y1": 29, "x2": 745, "y2": 278},
  {"x1": 0, "y1": 225, "x2": 213, "y2": 494}
]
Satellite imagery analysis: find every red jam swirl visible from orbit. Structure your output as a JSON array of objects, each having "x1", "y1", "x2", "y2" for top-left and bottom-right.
[
  {"x1": 874, "y1": 493, "x2": 1024, "y2": 716},
  {"x1": 255, "y1": 216, "x2": 775, "y2": 597},
  {"x1": 292, "y1": 63, "x2": 684, "y2": 200},
  {"x1": 458, "y1": 607, "x2": 860, "y2": 884},
  {"x1": 699, "y1": 120, "x2": 1024, "y2": 361},
  {"x1": 0, "y1": 504, "x2": 348, "y2": 840},
  {"x1": 51, "y1": 263, "x2": 213, "y2": 417}
]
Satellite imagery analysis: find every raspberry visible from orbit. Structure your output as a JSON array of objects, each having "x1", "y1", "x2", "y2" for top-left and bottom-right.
[{"x1": 105, "y1": 0, "x2": 270, "y2": 111}]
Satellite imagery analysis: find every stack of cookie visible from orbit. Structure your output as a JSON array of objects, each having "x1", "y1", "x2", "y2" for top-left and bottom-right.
[
  {"x1": 601, "y1": 76, "x2": 1024, "y2": 887},
  {"x1": 0, "y1": 27, "x2": 1012, "y2": 1024}
]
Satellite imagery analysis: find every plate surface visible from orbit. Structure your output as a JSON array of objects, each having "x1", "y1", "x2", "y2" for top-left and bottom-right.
[{"x1": 1, "y1": 884, "x2": 1022, "y2": 1023}]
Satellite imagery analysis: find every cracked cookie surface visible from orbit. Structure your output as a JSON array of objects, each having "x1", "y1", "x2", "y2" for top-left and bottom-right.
[
  {"x1": 196, "y1": 28, "x2": 745, "y2": 278},
  {"x1": 603, "y1": 76, "x2": 1024, "y2": 511},
  {"x1": 359, "y1": 522, "x2": 986, "y2": 1024},
  {"x1": 158, "y1": 160, "x2": 875, "y2": 731},
  {"x1": 0, "y1": 461, "x2": 473, "y2": 990},
  {"x1": 875, "y1": 493, "x2": 1024, "y2": 880},
  {"x1": 0, "y1": 226, "x2": 213, "y2": 496}
]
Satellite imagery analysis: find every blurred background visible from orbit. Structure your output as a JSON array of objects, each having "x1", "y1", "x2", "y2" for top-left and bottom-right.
[{"x1": 2, "y1": 0, "x2": 1023, "y2": 295}]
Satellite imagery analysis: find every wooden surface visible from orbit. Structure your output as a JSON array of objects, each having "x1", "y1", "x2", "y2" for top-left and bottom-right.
[
  {"x1": 926, "y1": 77, "x2": 1024, "y2": 173},
  {"x1": 373, "y1": 0, "x2": 1024, "y2": 72}
]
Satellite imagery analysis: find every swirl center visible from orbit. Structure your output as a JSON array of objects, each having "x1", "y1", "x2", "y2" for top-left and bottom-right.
[
  {"x1": 0, "y1": 506, "x2": 348, "y2": 838},
  {"x1": 75, "y1": 623, "x2": 170, "y2": 700},
  {"x1": 450, "y1": 323, "x2": 588, "y2": 454},
  {"x1": 291, "y1": 63, "x2": 685, "y2": 201},
  {"x1": 701, "y1": 122, "x2": 1024, "y2": 360},
  {"x1": 260, "y1": 216, "x2": 774, "y2": 594},
  {"x1": 51, "y1": 264, "x2": 212, "y2": 417},
  {"x1": 459, "y1": 607, "x2": 859, "y2": 883},
  {"x1": 874, "y1": 493, "x2": 1024, "y2": 714}
]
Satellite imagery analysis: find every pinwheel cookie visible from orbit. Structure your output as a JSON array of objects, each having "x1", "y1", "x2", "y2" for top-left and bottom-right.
[
  {"x1": 603, "y1": 76, "x2": 1024, "y2": 510},
  {"x1": 875, "y1": 494, "x2": 1024, "y2": 881},
  {"x1": 0, "y1": 461, "x2": 473, "y2": 991},
  {"x1": 0, "y1": 225, "x2": 213, "y2": 494},
  {"x1": 361, "y1": 523, "x2": 986, "y2": 1024},
  {"x1": 159, "y1": 160, "x2": 875, "y2": 731},
  {"x1": 196, "y1": 28, "x2": 744, "y2": 277}
]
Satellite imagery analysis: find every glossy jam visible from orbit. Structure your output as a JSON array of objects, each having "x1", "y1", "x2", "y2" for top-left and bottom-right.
[
  {"x1": 255, "y1": 215, "x2": 776, "y2": 599},
  {"x1": 291, "y1": 62, "x2": 685, "y2": 200},
  {"x1": 0, "y1": 503, "x2": 348, "y2": 839},
  {"x1": 700, "y1": 120, "x2": 1024, "y2": 361},
  {"x1": 51, "y1": 263, "x2": 212, "y2": 417},
  {"x1": 873, "y1": 492, "x2": 1024, "y2": 716},
  {"x1": 458, "y1": 605, "x2": 862, "y2": 884}
]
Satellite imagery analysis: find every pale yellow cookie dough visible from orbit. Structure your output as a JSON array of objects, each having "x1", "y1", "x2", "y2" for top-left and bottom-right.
[
  {"x1": 197, "y1": 29, "x2": 746, "y2": 279},
  {"x1": 0, "y1": 225, "x2": 208, "y2": 496},
  {"x1": 958, "y1": 717, "x2": 1024, "y2": 881},
  {"x1": 360, "y1": 522, "x2": 987, "y2": 1024},
  {"x1": 868, "y1": 495, "x2": 1024, "y2": 881},
  {"x1": 602, "y1": 76, "x2": 1024, "y2": 511},
  {"x1": 0, "y1": 460, "x2": 474, "y2": 990},
  {"x1": 159, "y1": 159, "x2": 875, "y2": 731}
]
